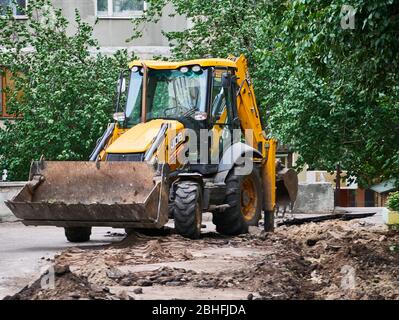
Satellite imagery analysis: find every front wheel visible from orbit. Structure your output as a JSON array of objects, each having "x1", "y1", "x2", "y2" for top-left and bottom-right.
[
  {"x1": 213, "y1": 169, "x2": 262, "y2": 235},
  {"x1": 173, "y1": 181, "x2": 202, "y2": 239},
  {"x1": 64, "y1": 227, "x2": 91, "y2": 243}
]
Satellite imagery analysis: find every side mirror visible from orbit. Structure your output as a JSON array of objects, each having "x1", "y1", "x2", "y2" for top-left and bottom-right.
[{"x1": 221, "y1": 72, "x2": 231, "y2": 89}]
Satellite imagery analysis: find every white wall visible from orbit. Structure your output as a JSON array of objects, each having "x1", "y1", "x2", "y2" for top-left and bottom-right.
[
  {"x1": 0, "y1": 182, "x2": 26, "y2": 221},
  {"x1": 293, "y1": 182, "x2": 335, "y2": 214},
  {"x1": 52, "y1": 0, "x2": 187, "y2": 56}
]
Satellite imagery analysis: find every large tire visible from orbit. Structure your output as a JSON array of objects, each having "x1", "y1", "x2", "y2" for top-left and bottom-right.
[
  {"x1": 213, "y1": 168, "x2": 262, "y2": 235},
  {"x1": 173, "y1": 181, "x2": 202, "y2": 239},
  {"x1": 168, "y1": 202, "x2": 175, "y2": 219},
  {"x1": 64, "y1": 227, "x2": 91, "y2": 243}
]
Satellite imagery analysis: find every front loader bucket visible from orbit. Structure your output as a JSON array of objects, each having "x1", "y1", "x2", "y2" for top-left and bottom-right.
[
  {"x1": 276, "y1": 167, "x2": 298, "y2": 211},
  {"x1": 5, "y1": 161, "x2": 169, "y2": 228}
]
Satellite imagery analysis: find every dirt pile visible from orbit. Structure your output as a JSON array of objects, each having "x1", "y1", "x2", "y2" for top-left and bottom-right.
[
  {"x1": 5, "y1": 268, "x2": 109, "y2": 300},
  {"x1": 6, "y1": 219, "x2": 399, "y2": 300},
  {"x1": 279, "y1": 220, "x2": 399, "y2": 299}
]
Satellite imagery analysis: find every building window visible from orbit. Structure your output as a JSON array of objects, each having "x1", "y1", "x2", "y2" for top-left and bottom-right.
[
  {"x1": 97, "y1": 0, "x2": 145, "y2": 18},
  {"x1": 1, "y1": 67, "x2": 17, "y2": 118},
  {"x1": 0, "y1": 0, "x2": 27, "y2": 17}
]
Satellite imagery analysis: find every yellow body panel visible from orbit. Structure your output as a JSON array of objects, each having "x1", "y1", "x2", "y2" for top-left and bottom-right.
[
  {"x1": 128, "y1": 58, "x2": 237, "y2": 70},
  {"x1": 106, "y1": 119, "x2": 183, "y2": 154},
  {"x1": 262, "y1": 140, "x2": 277, "y2": 211}
]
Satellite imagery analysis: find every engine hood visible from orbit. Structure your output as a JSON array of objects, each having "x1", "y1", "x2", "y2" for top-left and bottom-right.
[{"x1": 105, "y1": 119, "x2": 184, "y2": 154}]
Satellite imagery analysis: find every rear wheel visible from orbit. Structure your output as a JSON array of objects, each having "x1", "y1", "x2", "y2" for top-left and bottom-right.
[
  {"x1": 173, "y1": 181, "x2": 202, "y2": 239},
  {"x1": 64, "y1": 227, "x2": 91, "y2": 243},
  {"x1": 213, "y1": 168, "x2": 262, "y2": 235}
]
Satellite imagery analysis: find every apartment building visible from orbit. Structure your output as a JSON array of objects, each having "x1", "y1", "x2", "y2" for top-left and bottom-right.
[{"x1": 0, "y1": 0, "x2": 187, "y2": 123}]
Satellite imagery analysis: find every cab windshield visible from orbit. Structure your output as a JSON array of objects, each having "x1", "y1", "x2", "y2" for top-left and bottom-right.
[{"x1": 122, "y1": 67, "x2": 209, "y2": 127}]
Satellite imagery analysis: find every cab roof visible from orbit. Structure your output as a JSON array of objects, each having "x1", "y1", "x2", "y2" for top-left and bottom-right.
[{"x1": 128, "y1": 58, "x2": 237, "y2": 70}]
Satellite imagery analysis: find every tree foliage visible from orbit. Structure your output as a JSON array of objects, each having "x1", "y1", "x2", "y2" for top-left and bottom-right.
[
  {"x1": 134, "y1": 0, "x2": 399, "y2": 186},
  {"x1": 387, "y1": 191, "x2": 399, "y2": 211},
  {"x1": 0, "y1": 0, "x2": 131, "y2": 180}
]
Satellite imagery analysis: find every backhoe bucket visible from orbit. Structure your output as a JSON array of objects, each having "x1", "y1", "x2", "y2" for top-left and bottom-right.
[
  {"x1": 276, "y1": 167, "x2": 298, "y2": 212},
  {"x1": 5, "y1": 161, "x2": 169, "y2": 228}
]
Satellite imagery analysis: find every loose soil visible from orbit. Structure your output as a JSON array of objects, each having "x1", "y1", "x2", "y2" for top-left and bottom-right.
[{"x1": 5, "y1": 219, "x2": 399, "y2": 300}]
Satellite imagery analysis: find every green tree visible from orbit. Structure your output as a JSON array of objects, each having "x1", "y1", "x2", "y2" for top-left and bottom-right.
[
  {"x1": 134, "y1": 0, "x2": 399, "y2": 187},
  {"x1": 0, "y1": 0, "x2": 132, "y2": 180}
]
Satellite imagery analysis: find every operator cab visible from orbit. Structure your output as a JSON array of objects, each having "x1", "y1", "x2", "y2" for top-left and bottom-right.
[{"x1": 114, "y1": 59, "x2": 240, "y2": 133}]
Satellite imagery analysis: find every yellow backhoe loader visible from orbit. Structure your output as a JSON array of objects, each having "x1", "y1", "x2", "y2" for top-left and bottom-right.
[{"x1": 6, "y1": 55, "x2": 298, "y2": 242}]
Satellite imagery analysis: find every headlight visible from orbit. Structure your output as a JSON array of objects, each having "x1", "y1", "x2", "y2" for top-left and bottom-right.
[
  {"x1": 180, "y1": 66, "x2": 189, "y2": 73},
  {"x1": 131, "y1": 66, "x2": 140, "y2": 73},
  {"x1": 192, "y1": 65, "x2": 201, "y2": 72}
]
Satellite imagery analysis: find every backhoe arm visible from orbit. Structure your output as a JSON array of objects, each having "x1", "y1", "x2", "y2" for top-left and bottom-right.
[{"x1": 233, "y1": 55, "x2": 277, "y2": 215}]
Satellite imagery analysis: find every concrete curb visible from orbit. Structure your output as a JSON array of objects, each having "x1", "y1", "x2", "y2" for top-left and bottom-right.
[{"x1": 0, "y1": 181, "x2": 27, "y2": 221}]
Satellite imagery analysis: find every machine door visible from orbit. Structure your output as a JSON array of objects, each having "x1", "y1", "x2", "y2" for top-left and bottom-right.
[{"x1": 209, "y1": 69, "x2": 237, "y2": 163}]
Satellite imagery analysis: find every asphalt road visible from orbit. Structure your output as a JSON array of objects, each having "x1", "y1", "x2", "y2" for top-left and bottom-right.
[
  {"x1": 0, "y1": 215, "x2": 216, "y2": 299},
  {"x1": 0, "y1": 222, "x2": 125, "y2": 299}
]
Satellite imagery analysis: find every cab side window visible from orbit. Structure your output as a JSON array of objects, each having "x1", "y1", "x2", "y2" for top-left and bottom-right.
[{"x1": 211, "y1": 70, "x2": 233, "y2": 124}]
